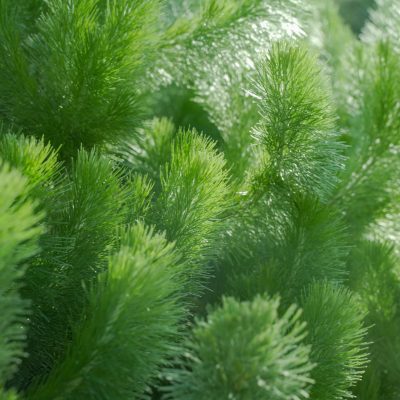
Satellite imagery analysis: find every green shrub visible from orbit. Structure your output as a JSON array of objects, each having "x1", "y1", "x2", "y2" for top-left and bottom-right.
[{"x1": 0, "y1": 1, "x2": 398, "y2": 399}]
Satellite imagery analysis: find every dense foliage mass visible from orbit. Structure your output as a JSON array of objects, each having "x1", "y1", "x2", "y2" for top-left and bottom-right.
[{"x1": 0, "y1": 0, "x2": 399, "y2": 399}]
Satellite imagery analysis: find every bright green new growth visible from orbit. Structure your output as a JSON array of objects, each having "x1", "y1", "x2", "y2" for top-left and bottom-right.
[
  {"x1": 118, "y1": 123, "x2": 231, "y2": 276},
  {"x1": 153, "y1": 129, "x2": 230, "y2": 273},
  {"x1": 165, "y1": 296, "x2": 313, "y2": 400},
  {"x1": 0, "y1": 165, "x2": 43, "y2": 385},
  {"x1": 0, "y1": 132, "x2": 61, "y2": 195},
  {"x1": 28, "y1": 224, "x2": 184, "y2": 400},
  {"x1": 251, "y1": 42, "x2": 343, "y2": 201}
]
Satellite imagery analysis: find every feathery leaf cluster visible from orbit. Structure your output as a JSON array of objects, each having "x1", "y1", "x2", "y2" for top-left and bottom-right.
[
  {"x1": 251, "y1": 42, "x2": 343, "y2": 201},
  {"x1": 0, "y1": 164, "x2": 42, "y2": 393},
  {"x1": 27, "y1": 224, "x2": 184, "y2": 400},
  {"x1": 0, "y1": 0, "x2": 398, "y2": 399},
  {"x1": 165, "y1": 296, "x2": 313, "y2": 400},
  {"x1": 0, "y1": 0, "x2": 160, "y2": 157}
]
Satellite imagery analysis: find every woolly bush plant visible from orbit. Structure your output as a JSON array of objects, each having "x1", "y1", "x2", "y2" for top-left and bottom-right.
[{"x1": 0, "y1": 1, "x2": 399, "y2": 399}]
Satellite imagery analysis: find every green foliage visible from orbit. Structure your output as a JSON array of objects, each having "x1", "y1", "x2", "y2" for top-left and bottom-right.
[
  {"x1": 362, "y1": 0, "x2": 400, "y2": 51},
  {"x1": 152, "y1": 129, "x2": 230, "y2": 276},
  {"x1": 226, "y1": 196, "x2": 349, "y2": 304},
  {"x1": 0, "y1": 0, "x2": 160, "y2": 157},
  {"x1": 251, "y1": 41, "x2": 343, "y2": 201},
  {"x1": 337, "y1": 0, "x2": 375, "y2": 34},
  {"x1": 152, "y1": 0, "x2": 309, "y2": 179},
  {"x1": 0, "y1": 131, "x2": 61, "y2": 194},
  {"x1": 306, "y1": 0, "x2": 358, "y2": 125},
  {"x1": 216, "y1": 42, "x2": 347, "y2": 308},
  {"x1": 27, "y1": 224, "x2": 185, "y2": 400},
  {"x1": 124, "y1": 174, "x2": 155, "y2": 224},
  {"x1": 165, "y1": 296, "x2": 313, "y2": 400},
  {"x1": 301, "y1": 283, "x2": 369, "y2": 400},
  {"x1": 349, "y1": 241, "x2": 400, "y2": 399},
  {"x1": 18, "y1": 148, "x2": 134, "y2": 386},
  {"x1": 0, "y1": 0, "x2": 398, "y2": 399},
  {"x1": 58, "y1": 149, "x2": 128, "y2": 269},
  {"x1": 0, "y1": 164, "x2": 43, "y2": 385},
  {"x1": 0, "y1": 131, "x2": 63, "y2": 229},
  {"x1": 116, "y1": 118, "x2": 177, "y2": 187},
  {"x1": 332, "y1": 41, "x2": 400, "y2": 236},
  {"x1": 0, "y1": 391, "x2": 19, "y2": 400}
]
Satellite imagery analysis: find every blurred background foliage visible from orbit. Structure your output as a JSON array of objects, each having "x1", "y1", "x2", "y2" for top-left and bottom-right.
[{"x1": 338, "y1": 0, "x2": 376, "y2": 34}]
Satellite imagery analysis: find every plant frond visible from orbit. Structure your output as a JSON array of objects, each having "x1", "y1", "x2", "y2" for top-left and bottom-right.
[
  {"x1": 301, "y1": 282, "x2": 369, "y2": 400},
  {"x1": 164, "y1": 295, "x2": 313, "y2": 400},
  {"x1": 152, "y1": 129, "x2": 231, "y2": 284},
  {"x1": 0, "y1": 163, "x2": 43, "y2": 384},
  {"x1": 0, "y1": 0, "x2": 161, "y2": 157},
  {"x1": 251, "y1": 41, "x2": 344, "y2": 201},
  {"x1": 27, "y1": 223, "x2": 185, "y2": 400}
]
